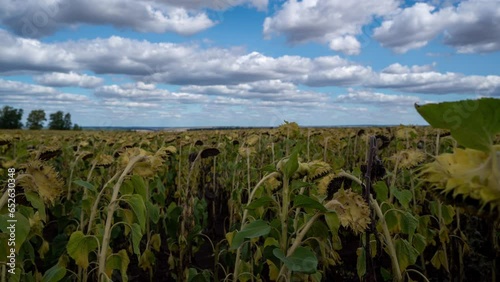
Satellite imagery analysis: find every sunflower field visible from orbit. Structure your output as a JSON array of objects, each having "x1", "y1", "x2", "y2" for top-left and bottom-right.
[{"x1": 0, "y1": 98, "x2": 499, "y2": 282}]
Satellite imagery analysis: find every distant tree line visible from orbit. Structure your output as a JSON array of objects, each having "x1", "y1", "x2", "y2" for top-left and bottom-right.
[{"x1": 0, "y1": 106, "x2": 81, "y2": 130}]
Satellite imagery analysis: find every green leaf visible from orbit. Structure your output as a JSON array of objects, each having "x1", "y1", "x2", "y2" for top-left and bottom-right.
[
  {"x1": 105, "y1": 250, "x2": 130, "y2": 282},
  {"x1": 151, "y1": 233, "x2": 161, "y2": 252},
  {"x1": 146, "y1": 201, "x2": 160, "y2": 224},
  {"x1": 373, "y1": 181, "x2": 388, "y2": 202},
  {"x1": 66, "y1": 231, "x2": 98, "y2": 269},
  {"x1": 291, "y1": 180, "x2": 310, "y2": 191},
  {"x1": 273, "y1": 246, "x2": 318, "y2": 274},
  {"x1": 230, "y1": 220, "x2": 271, "y2": 250},
  {"x1": 324, "y1": 212, "x2": 340, "y2": 233},
  {"x1": 395, "y1": 238, "x2": 419, "y2": 273},
  {"x1": 139, "y1": 249, "x2": 156, "y2": 271},
  {"x1": 130, "y1": 223, "x2": 142, "y2": 255},
  {"x1": 356, "y1": 247, "x2": 366, "y2": 279},
  {"x1": 25, "y1": 191, "x2": 46, "y2": 221},
  {"x1": 412, "y1": 234, "x2": 427, "y2": 254},
  {"x1": 73, "y1": 179, "x2": 96, "y2": 192},
  {"x1": 284, "y1": 150, "x2": 299, "y2": 178},
  {"x1": 400, "y1": 212, "x2": 418, "y2": 238},
  {"x1": 430, "y1": 250, "x2": 449, "y2": 272},
  {"x1": 42, "y1": 263, "x2": 66, "y2": 282},
  {"x1": 415, "y1": 98, "x2": 500, "y2": 152},
  {"x1": 392, "y1": 187, "x2": 412, "y2": 209},
  {"x1": 293, "y1": 195, "x2": 327, "y2": 212},
  {"x1": 246, "y1": 196, "x2": 274, "y2": 210},
  {"x1": 384, "y1": 210, "x2": 399, "y2": 232},
  {"x1": 131, "y1": 175, "x2": 147, "y2": 202},
  {"x1": 123, "y1": 194, "x2": 146, "y2": 232},
  {"x1": 0, "y1": 213, "x2": 30, "y2": 253}
]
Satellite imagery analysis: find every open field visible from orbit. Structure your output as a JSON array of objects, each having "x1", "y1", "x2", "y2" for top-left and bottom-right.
[{"x1": 1, "y1": 123, "x2": 499, "y2": 282}]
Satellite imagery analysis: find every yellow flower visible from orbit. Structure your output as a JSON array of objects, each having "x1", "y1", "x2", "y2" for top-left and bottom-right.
[{"x1": 421, "y1": 145, "x2": 500, "y2": 210}]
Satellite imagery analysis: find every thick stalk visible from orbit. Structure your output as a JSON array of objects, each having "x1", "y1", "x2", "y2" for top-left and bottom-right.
[
  {"x1": 87, "y1": 171, "x2": 120, "y2": 234},
  {"x1": 97, "y1": 155, "x2": 147, "y2": 281},
  {"x1": 370, "y1": 195, "x2": 403, "y2": 282}
]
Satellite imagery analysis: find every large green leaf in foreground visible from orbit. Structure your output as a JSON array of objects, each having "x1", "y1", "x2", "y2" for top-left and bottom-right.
[{"x1": 415, "y1": 98, "x2": 500, "y2": 152}]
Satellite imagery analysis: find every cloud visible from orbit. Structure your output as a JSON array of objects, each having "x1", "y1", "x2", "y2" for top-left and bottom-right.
[
  {"x1": 0, "y1": 29, "x2": 76, "y2": 73},
  {"x1": 0, "y1": 0, "x2": 215, "y2": 38},
  {"x1": 95, "y1": 82, "x2": 209, "y2": 104},
  {"x1": 373, "y1": 0, "x2": 500, "y2": 53},
  {"x1": 336, "y1": 89, "x2": 422, "y2": 105},
  {"x1": 1, "y1": 28, "x2": 499, "y2": 96},
  {"x1": 161, "y1": 0, "x2": 268, "y2": 11},
  {"x1": 369, "y1": 71, "x2": 500, "y2": 96},
  {"x1": 0, "y1": 78, "x2": 92, "y2": 108},
  {"x1": 181, "y1": 79, "x2": 331, "y2": 105},
  {"x1": 263, "y1": 0, "x2": 398, "y2": 55},
  {"x1": 34, "y1": 72, "x2": 104, "y2": 88}
]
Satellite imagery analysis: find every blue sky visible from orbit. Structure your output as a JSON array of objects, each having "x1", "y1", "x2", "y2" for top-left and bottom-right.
[{"x1": 0, "y1": 0, "x2": 499, "y2": 127}]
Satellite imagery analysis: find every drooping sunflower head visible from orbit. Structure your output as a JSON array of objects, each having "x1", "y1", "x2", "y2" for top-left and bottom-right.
[
  {"x1": 390, "y1": 149, "x2": 426, "y2": 169},
  {"x1": 420, "y1": 145, "x2": 500, "y2": 211},
  {"x1": 245, "y1": 134, "x2": 260, "y2": 147},
  {"x1": 0, "y1": 135, "x2": 13, "y2": 146},
  {"x1": 277, "y1": 121, "x2": 300, "y2": 139},
  {"x1": 316, "y1": 173, "x2": 335, "y2": 196},
  {"x1": 306, "y1": 160, "x2": 331, "y2": 181},
  {"x1": 18, "y1": 160, "x2": 64, "y2": 206},
  {"x1": 329, "y1": 189, "x2": 371, "y2": 235},
  {"x1": 395, "y1": 127, "x2": 417, "y2": 140},
  {"x1": 264, "y1": 175, "x2": 282, "y2": 193},
  {"x1": 34, "y1": 146, "x2": 62, "y2": 161},
  {"x1": 119, "y1": 147, "x2": 165, "y2": 178},
  {"x1": 238, "y1": 146, "x2": 256, "y2": 158},
  {"x1": 95, "y1": 154, "x2": 114, "y2": 168},
  {"x1": 316, "y1": 173, "x2": 353, "y2": 200}
]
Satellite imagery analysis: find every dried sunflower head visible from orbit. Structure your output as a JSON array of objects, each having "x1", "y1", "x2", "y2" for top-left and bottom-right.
[
  {"x1": 75, "y1": 151, "x2": 93, "y2": 161},
  {"x1": 317, "y1": 173, "x2": 335, "y2": 196},
  {"x1": 277, "y1": 121, "x2": 300, "y2": 139},
  {"x1": 155, "y1": 146, "x2": 177, "y2": 159},
  {"x1": 1, "y1": 159, "x2": 17, "y2": 169},
  {"x1": 395, "y1": 127, "x2": 417, "y2": 140},
  {"x1": 35, "y1": 146, "x2": 62, "y2": 161},
  {"x1": 238, "y1": 146, "x2": 256, "y2": 158},
  {"x1": 0, "y1": 135, "x2": 13, "y2": 146},
  {"x1": 245, "y1": 134, "x2": 260, "y2": 146},
  {"x1": 95, "y1": 154, "x2": 114, "y2": 168},
  {"x1": 18, "y1": 160, "x2": 64, "y2": 206},
  {"x1": 306, "y1": 160, "x2": 331, "y2": 181},
  {"x1": 330, "y1": 189, "x2": 371, "y2": 235},
  {"x1": 264, "y1": 175, "x2": 282, "y2": 193},
  {"x1": 420, "y1": 145, "x2": 500, "y2": 211},
  {"x1": 119, "y1": 147, "x2": 164, "y2": 178},
  {"x1": 390, "y1": 149, "x2": 426, "y2": 169}
]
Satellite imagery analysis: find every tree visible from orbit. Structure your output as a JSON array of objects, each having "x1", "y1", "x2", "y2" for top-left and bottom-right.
[
  {"x1": 0, "y1": 106, "x2": 23, "y2": 129},
  {"x1": 26, "y1": 109, "x2": 47, "y2": 130},
  {"x1": 48, "y1": 111, "x2": 75, "y2": 130},
  {"x1": 64, "y1": 113, "x2": 72, "y2": 130},
  {"x1": 73, "y1": 124, "x2": 82, "y2": 131}
]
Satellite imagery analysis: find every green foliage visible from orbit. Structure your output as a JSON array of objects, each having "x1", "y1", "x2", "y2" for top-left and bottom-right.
[
  {"x1": 66, "y1": 231, "x2": 98, "y2": 269},
  {"x1": 49, "y1": 111, "x2": 72, "y2": 130},
  {"x1": 273, "y1": 246, "x2": 318, "y2": 274},
  {"x1": 27, "y1": 109, "x2": 47, "y2": 130},
  {"x1": 230, "y1": 220, "x2": 271, "y2": 250},
  {"x1": 0, "y1": 105, "x2": 23, "y2": 129},
  {"x1": 416, "y1": 98, "x2": 500, "y2": 152}
]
